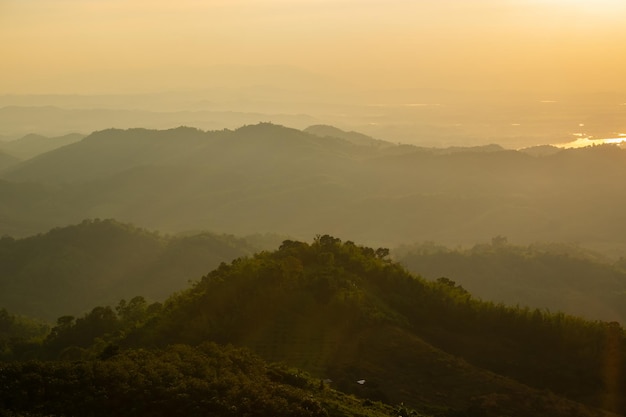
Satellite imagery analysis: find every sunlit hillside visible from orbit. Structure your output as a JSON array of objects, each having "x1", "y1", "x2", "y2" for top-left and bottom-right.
[{"x1": 3, "y1": 236, "x2": 623, "y2": 416}]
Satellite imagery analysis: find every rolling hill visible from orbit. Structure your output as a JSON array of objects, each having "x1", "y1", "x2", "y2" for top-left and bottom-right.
[
  {"x1": 1, "y1": 123, "x2": 626, "y2": 256},
  {"x1": 395, "y1": 239, "x2": 626, "y2": 324},
  {"x1": 0, "y1": 132, "x2": 84, "y2": 160},
  {"x1": 17, "y1": 236, "x2": 624, "y2": 416},
  {"x1": 0, "y1": 219, "x2": 257, "y2": 321}
]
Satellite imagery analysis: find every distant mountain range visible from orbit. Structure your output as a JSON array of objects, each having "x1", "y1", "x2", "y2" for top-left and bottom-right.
[
  {"x1": 2, "y1": 88, "x2": 625, "y2": 149},
  {"x1": 0, "y1": 132, "x2": 84, "y2": 162},
  {"x1": 1, "y1": 123, "x2": 626, "y2": 257}
]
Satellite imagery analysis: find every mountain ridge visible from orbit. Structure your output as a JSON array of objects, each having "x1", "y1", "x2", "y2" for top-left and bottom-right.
[
  {"x1": 1, "y1": 123, "x2": 626, "y2": 255},
  {"x1": 0, "y1": 132, "x2": 84, "y2": 160},
  {"x1": 0, "y1": 219, "x2": 258, "y2": 320},
  {"x1": 29, "y1": 235, "x2": 626, "y2": 416}
]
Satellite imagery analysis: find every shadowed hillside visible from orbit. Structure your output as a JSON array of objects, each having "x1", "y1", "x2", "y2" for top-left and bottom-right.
[
  {"x1": 17, "y1": 236, "x2": 624, "y2": 416},
  {"x1": 0, "y1": 151, "x2": 19, "y2": 171},
  {"x1": 1, "y1": 124, "x2": 626, "y2": 255},
  {"x1": 0, "y1": 219, "x2": 257, "y2": 320},
  {"x1": 304, "y1": 124, "x2": 392, "y2": 148},
  {"x1": 0, "y1": 132, "x2": 84, "y2": 161},
  {"x1": 395, "y1": 239, "x2": 626, "y2": 324},
  {"x1": 1, "y1": 342, "x2": 395, "y2": 417}
]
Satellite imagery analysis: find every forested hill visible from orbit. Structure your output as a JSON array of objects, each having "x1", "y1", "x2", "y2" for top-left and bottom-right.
[
  {"x1": 0, "y1": 342, "x2": 395, "y2": 417},
  {"x1": 1, "y1": 123, "x2": 626, "y2": 254},
  {"x1": 27, "y1": 236, "x2": 625, "y2": 417},
  {"x1": 395, "y1": 239, "x2": 626, "y2": 324},
  {"x1": 0, "y1": 219, "x2": 257, "y2": 320},
  {"x1": 2, "y1": 124, "x2": 370, "y2": 184}
]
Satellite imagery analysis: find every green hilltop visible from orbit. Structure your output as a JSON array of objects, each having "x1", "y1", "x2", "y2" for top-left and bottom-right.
[{"x1": 5, "y1": 235, "x2": 623, "y2": 417}]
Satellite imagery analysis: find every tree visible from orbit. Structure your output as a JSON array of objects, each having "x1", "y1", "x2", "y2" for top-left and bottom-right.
[
  {"x1": 491, "y1": 235, "x2": 508, "y2": 248},
  {"x1": 375, "y1": 247, "x2": 390, "y2": 259}
]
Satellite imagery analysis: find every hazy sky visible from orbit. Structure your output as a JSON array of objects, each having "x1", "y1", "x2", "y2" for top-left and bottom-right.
[{"x1": 2, "y1": 0, "x2": 626, "y2": 95}]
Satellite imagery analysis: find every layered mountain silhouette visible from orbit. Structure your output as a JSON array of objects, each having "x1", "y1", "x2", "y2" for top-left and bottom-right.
[
  {"x1": 4, "y1": 218, "x2": 626, "y2": 342},
  {"x1": 2, "y1": 123, "x2": 626, "y2": 255},
  {"x1": 0, "y1": 132, "x2": 84, "y2": 160}
]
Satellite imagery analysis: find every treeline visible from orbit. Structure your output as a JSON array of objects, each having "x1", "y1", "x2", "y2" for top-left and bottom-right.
[
  {"x1": 0, "y1": 308, "x2": 47, "y2": 340},
  {"x1": 2, "y1": 236, "x2": 624, "y2": 415},
  {"x1": 148, "y1": 235, "x2": 623, "y2": 414},
  {"x1": 395, "y1": 238, "x2": 626, "y2": 324}
]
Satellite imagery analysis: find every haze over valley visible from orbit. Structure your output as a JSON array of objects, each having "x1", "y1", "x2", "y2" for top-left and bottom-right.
[
  {"x1": 2, "y1": 85, "x2": 625, "y2": 150},
  {"x1": 2, "y1": 1, "x2": 626, "y2": 416}
]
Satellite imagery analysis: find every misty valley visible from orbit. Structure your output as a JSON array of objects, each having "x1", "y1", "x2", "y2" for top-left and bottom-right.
[
  {"x1": 5, "y1": 0, "x2": 626, "y2": 414},
  {"x1": 1, "y1": 123, "x2": 626, "y2": 417}
]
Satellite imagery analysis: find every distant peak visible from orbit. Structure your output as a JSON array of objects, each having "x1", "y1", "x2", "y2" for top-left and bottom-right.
[
  {"x1": 235, "y1": 122, "x2": 290, "y2": 132},
  {"x1": 304, "y1": 124, "x2": 392, "y2": 147}
]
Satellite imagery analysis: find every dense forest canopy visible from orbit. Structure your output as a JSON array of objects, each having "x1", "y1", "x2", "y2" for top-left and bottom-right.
[
  {"x1": 4, "y1": 219, "x2": 625, "y2": 342},
  {"x1": 3, "y1": 235, "x2": 623, "y2": 416},
  {"x1": 396, "y1": 238, "x2": 626, "y2": 324},
  {"x1": 1, "y1": 342, "x2": 397, "y2": 417}
]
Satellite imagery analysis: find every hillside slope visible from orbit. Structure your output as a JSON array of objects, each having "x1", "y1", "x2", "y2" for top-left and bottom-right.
[
  {"x1": 1, "y1": 124, "x2": 626, "y2": 253},
  {"x1": 0, "y1": 150, "x2": 19, "y2": 170},
  {"x1": 0, "y1": 133, "x2": 84, "y2": 160},
  {"x1": 395, "y1": 240, "x2": 626, "y2": 324},
  {"x1": 37, "y1": 236, "x2": 623, "y2": 416},
  {"x1": 0, "y1": 219, "x2": 256, "y2": 320},
  {"x1": 0, "y1": 342, "x2": 394, "y2": 417}
]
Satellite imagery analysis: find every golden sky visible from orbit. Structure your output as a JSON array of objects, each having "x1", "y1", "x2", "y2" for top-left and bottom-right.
[{"x1": 2, "y1": 0, "x2": 626, "y2": 94}]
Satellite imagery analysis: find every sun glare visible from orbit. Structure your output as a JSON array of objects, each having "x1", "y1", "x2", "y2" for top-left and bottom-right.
[{"x1": 555, "y1": 136, "x2": 626, "y2": 149}]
